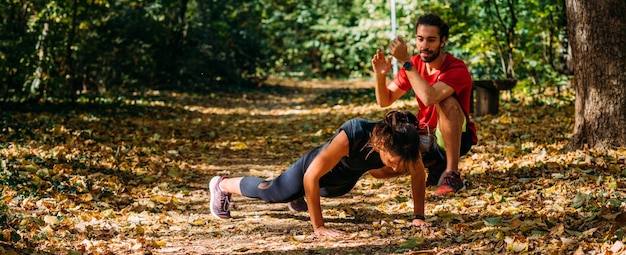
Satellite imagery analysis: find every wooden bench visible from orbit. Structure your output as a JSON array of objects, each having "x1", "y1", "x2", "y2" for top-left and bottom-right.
[{"x1": 470, "y1": 79, "x2": 517, "y2": 116}]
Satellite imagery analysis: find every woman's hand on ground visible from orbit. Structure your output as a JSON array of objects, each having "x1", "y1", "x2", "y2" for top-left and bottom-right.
[{"x1": 314, "y1": 226, "x2": 345, "y2": 237}]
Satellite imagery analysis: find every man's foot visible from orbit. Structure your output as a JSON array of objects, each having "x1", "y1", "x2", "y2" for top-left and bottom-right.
[
  {"x1": 433, "y1": 171, "x2": 463, "y2": 196},
  {"x1": 287, "y1": 197, "x2": 308, "y2": 212},
  {"x1": 426, "y1": 161, "x2": 446, "y2": 187},
  {"x1": 209, "y1": 176, "x2": 231, "y2": 219}
]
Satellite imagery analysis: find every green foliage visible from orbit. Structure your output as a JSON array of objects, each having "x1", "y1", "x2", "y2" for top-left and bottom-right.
[
  {"x1": 260, "y1": 0, "x2": 570, "y2": 93},
  {"x1": 1, "y1": 0, "x2": 274, "y2": 102},
  {"x1": 0, "y1": 0, "x2": 571, "y2": 101}
]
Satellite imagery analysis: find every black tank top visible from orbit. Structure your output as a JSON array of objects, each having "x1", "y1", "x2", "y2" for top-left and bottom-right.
[{"x1": 314, "y1": 118, "x2": 385, "y2": 187}]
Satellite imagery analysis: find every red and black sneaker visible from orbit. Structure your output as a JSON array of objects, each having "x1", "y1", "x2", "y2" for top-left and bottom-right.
[{"x1": 434, "y1": 171, "x2": 463, "y2": 196}]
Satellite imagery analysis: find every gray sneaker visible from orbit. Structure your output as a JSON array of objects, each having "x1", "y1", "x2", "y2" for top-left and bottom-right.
[
  {"x1": 287, "y1": 197, "x2": 308, "y2": 212},
  {"x1": 209, "y1": 176, "x2": 231, "y2": 219}
]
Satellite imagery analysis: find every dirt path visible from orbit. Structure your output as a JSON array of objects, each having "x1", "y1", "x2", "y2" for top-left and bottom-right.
[
  {"x1": 152, "y1": 78, "x2": 440, "y2": 255},
  {"x1": 6, "y1": 78, "x2": 615, "y2": 255}
]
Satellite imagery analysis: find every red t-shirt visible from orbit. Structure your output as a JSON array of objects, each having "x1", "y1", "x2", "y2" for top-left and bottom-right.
[{"x1": 393, "y1": 53, "x2": 477, "y2": 144}]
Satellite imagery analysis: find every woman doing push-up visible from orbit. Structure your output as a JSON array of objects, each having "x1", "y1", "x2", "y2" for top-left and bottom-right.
[{"x1": 209, "y1": 110, "x2": 428, "y2": 237}]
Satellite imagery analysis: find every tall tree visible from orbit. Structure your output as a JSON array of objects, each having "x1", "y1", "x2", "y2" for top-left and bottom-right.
[
  {"x1": 485, "y1": 0, "x2": 519, "y2": 79},
  {"x1": 564, "y1": 0, "x2": 626, "y2": 151}
]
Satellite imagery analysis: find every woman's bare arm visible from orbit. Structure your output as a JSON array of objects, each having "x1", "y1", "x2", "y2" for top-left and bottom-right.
[{"x1": 303, "y1": 131, "x2": 350, "y2": 237}]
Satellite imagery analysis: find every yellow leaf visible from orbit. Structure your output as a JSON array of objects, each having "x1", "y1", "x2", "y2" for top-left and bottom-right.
[
  {"x1": 549, "y1": 224, "x2": 564, "y2": 236},
  {"x1": 190, "y1": 219, "x2": 205, "y2": 226},
  {"x1": 53, "y1": 163, "x2": 73, "y2": 172},
  {"x1": 43, "y1": 215, "x2": 59, "y2": 226},
  {"x1": 231, "y1": 142, "x2": 248, "y2": 150},
  {"x1": 511, "y1": 242, "x2": 528, "y2": 252},
  {"x1": 339, "y1": 206, "x2": 355, "y2": 219},
  {"x1": 153, "y1": 240, "x2": 167, "y2": 246},
  {"x1": 544, "y1": 185, "x2": 558, "y2": 195},
  {"x1": 153, "y1": 195, "x2": 170, "y2": 204},
  {"x1": 502, "y1": 145, "x2": 517, "y2": 156},
  {"x1": 2, "y1": 195, "x2": 14, "y2": 203},
  {"x1": 505, "y1": 237, "x2": 528, "y2": 252},
  {"x1": 77, "y1": 193, "x2": 93, "y2": 202},
  {"x1": 135, "y1": 225, "x2": 145, "y2": 235},
  {"x1": 134, "y1": 167, "x2": 150, "y2": 175}
]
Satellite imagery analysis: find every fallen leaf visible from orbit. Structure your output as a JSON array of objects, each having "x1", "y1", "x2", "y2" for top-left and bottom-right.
[{"x1": 43, "y1": 215, "x2": 59, "y2": 226}]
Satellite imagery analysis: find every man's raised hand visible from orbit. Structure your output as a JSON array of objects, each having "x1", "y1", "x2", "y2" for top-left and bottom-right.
[
  {"x1": 371, "y1": 49, "x2": 392, "y2": 75},
  {"x1": 390, "y1": 36, "x2": 410, "y2": 63}
]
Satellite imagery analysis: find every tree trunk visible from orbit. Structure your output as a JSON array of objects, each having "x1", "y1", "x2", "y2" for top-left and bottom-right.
[{"x1": 564, "y1": 0, "x2": 626, "y2": 151}]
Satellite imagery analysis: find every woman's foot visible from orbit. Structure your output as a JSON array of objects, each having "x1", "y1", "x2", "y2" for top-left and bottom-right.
[
  {"x1": 287, "y1": 197, "x2": 308, "y2": 212},
  {"x1": 209, "y1": 176, "x2": 232, "y2": 219}
]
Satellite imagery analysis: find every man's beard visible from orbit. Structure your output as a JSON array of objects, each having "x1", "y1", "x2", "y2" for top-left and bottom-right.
[{"x1": 419, "y1": 48, "x2": 441, "y2": 63}]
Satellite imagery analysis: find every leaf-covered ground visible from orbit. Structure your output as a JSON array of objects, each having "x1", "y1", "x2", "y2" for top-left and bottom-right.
[{"x1": 1, "y1": 78, "x2": 625, "y2": 255}]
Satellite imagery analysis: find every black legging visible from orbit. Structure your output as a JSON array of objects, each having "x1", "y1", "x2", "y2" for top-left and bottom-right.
[{"x1": 239, "y1": 147, "x2": 360, "y2": 203}]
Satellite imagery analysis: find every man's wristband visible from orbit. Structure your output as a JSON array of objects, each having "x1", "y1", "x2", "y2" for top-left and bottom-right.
[
  {"x1": 403, "y1": 61, "x2": 413, "y2": 71},
  {"x1": 410, "y1": 215, "x2": 425, "y2": 221}
]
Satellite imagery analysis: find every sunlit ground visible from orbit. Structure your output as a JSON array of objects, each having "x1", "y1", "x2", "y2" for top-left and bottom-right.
[{"x1": 1, "y1": 79, "x2": 625, "y2": 254}]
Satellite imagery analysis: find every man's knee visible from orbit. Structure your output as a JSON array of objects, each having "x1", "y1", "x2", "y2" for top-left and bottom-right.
[
  {"x1": 436, "y1": 96, "x2": 464, "y2": 119},
  {"x1": 437, "y1": 96, "x2": 461, "y2": 111}
]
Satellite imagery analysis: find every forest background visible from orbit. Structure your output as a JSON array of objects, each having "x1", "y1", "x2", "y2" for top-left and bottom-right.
[
  {"x1": 3, "y1": 0, "x2": 626, "y2": 254},
  {"x1": 1, "y1": 0, "x2": 571, "y2": 100}
]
